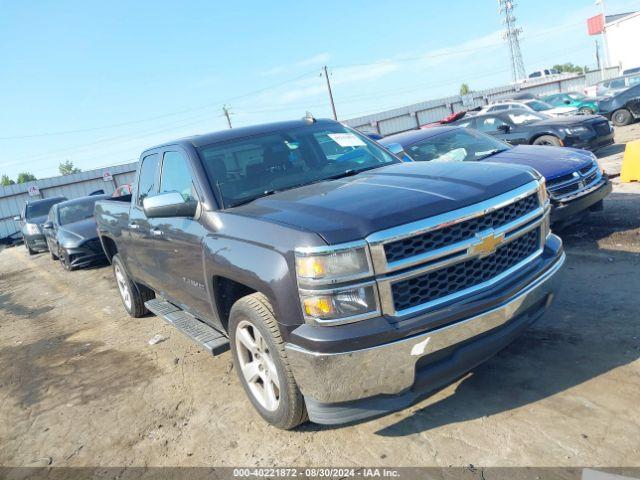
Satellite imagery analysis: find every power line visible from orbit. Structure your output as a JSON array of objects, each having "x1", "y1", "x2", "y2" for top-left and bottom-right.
[{"x1": 0, "y1": 69, "x2": 319, "y2": 141}]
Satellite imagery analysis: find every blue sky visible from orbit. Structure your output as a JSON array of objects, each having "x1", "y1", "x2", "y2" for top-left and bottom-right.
[{"x1": 1, "y1": 0, "x2": 639, "y2": 180}]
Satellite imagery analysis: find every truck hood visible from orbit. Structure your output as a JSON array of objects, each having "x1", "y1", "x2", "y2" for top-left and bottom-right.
[
  {"x1": 229, "y1": 162, "x2": 537, "y2": 244},
  {"x1": 484, "y1": 145, "x2": 593, "y2": 181}
]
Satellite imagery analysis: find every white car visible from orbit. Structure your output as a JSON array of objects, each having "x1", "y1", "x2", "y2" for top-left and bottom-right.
[{"x1": 481, "y1": 99, "x2": 579, "y2": 117}]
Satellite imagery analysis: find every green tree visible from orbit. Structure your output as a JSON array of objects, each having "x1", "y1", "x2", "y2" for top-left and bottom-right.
[
  {"x1": 59, "y1": 160, "x2": 82, "y2": 176},
  {"x1": 1, "y1": 174, "x2": 15, "y2": 186},
  {"x1": 17, "y1": 172, "x2": 37, "y2": 184},
  {"x1": 552, "y1": 63, "x2": 585, "y2": 75},
  {"x1": 459, "y1": 83, "x2": 471, "y2": 95}
]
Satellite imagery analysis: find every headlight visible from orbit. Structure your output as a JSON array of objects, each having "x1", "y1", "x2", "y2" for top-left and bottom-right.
[
  {"x1": 295, "y1": 242, "x2": 372, "y2": 286},
  {"x1": 25, "y1": 223, "x2": 40, "y2": 235},
  {"x1": 295, "y1": 241, "x2": 378, "y2": 325},
  {"x1": 538, "y1": 177, "x2": 549, "y2": 206},
  {"x1": 563, "y1": 126, "x2": 589, "y2": 135},
  {"x1": 299, "y1": 284, "x2": 379, "y2": 326}
]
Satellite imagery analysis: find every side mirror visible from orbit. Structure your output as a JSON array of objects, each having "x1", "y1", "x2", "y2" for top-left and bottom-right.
[
  {"x1": 43, "y1": 221, "x2": 53, "y2": 230},
  {"x1": 143, "y1": 192, "x2": 198, "y2": 218},
  {"x1": 497, "y1": 124, "x2": 511, "y2": 133},
  {"x1": 13, "y1": 215, "x2": 21, "y2": 221},
  {"x1": 564, "y1": 99, "x2": 571, "y2": 105}
]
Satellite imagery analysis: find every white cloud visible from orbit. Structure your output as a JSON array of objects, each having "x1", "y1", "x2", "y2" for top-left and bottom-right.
[{"x1": 258, "y1": 52, "x2": 331, "y2": 77}]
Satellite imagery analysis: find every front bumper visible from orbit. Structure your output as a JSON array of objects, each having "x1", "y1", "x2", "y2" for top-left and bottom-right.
[
  {"x1": 550, "y1": 177, "x2": 612, "y2": 224},
  {"x1": 63, "y1": 240, "x2": 107, "y2": 268},
  {"x1": 285, "y1": 239, "x2": 565, "y2": 424},
  {"x1": 563, "y1": 130, "x2": 614, "y2": 151},
  {"x1": 25, "y1": 233, "x2": 48, "y2": 252}
]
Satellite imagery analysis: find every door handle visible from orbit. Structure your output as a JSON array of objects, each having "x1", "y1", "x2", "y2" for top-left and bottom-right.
[{"x1": 150, "y1": 228, "x2": 164, "y2": 237}]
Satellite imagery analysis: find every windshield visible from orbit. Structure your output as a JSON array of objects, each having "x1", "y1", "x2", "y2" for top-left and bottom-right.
[
  {"x1": 26, "y1": 199, "x2": 62, "y2": 219},
  {"x1": 524, "y1": 100, "x2": 554, "y2": 111},
  {"x1": 197, "y1": 123, "x2": 399, "y2": 208},
  {"x1": 58, "y1": 199, "x2": 99, "y2": 225},
  {"x1": 507, "y1": 111, "x2": 547, "y2": 125},
  {"x1": 404, "y1": 129, "x2": 510, "y2": 163}
]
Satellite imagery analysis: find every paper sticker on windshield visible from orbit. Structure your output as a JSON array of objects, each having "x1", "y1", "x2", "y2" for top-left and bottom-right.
[{"x1": 327, "y1": 133, "x2": 366, "y2": 147}]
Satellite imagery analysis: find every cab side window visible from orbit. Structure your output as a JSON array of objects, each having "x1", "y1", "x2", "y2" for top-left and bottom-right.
[
  {"x1": 160, "y1": 151, "x2": 197, "y2": 202},
  {"x1": 137, "y1": 153, "x2": 160, "y2": 207},
  {"x1": 476, "y1": 116, "x2": 509, "y2": 133}
]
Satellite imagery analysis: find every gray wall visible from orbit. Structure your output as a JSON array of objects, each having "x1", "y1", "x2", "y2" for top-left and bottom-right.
[
  {"x1": 345, "y1": 68, "x2": 620, "y2": 135},
  {"x1": 0, "y1": 162, "x2": 137, "y2": 238}
]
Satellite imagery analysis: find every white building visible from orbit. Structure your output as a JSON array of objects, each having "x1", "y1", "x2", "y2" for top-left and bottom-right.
[{"x1": 605, "y1": 11, "x2": 640, "y2": 72}]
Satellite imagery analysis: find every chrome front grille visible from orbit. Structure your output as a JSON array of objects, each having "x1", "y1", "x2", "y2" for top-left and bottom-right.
[
  {"x1": 367, "y1": 180, "x2": 548, "y2": 317},
  {"x1": 547, "y1": 161, "x2": 603, "y2": 201},
  {"x1": 391, "y1": 229, "x2": 539, "y2": 312},
  {"x1": 384, "y1": 193, "x2": 538, "y2": 263}
]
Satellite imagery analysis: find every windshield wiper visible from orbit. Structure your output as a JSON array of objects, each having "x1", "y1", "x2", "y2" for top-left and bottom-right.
[{"x1": 476, "y1": 149, "x2": 508, "y2": 161}]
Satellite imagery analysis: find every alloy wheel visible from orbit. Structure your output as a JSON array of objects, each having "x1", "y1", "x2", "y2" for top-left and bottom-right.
[
  {"x1": 114, "y1": 264, "x2": 132, "y2": 310},
  {"x1": 235, "y1": 319, "x2": 281, "y2": 411}
]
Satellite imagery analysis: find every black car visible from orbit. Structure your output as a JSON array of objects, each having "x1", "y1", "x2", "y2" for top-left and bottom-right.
[
  {"x1": 597, "y1": 83, "x2": 640, "y2": 126},
  {"x1": 451, "y1": 109, "x2": 614, "y2": 151},
  {"x1": 0, "y1": 230, "x2": 24, "y2": 248},
  {"x1": 16, "y1": 196, "x2": 68, "y2": 254},
  {"x1": 43, "y1": 194, "x2": 110, "y2": 270}
]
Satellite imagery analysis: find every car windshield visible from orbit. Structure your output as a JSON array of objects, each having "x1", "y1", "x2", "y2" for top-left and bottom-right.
[
  {"x1": 26, "y1": 199, "x2": 61, "y2": 219},
  {"x1": 197, "y1": 122, "x2": 399, "y2": 208},
  {"x1": 403, "y1": 129, "x2": 511, "y2": 163},
  {"x1": 58, "y1": 199, "x2": 99, "y2": 225},
  {"x1": 507, "y1": 111, "x2": 547, "y2": 125},
  {"x1": 524, "y1": 100, "x2": 554, "y2": 112}
]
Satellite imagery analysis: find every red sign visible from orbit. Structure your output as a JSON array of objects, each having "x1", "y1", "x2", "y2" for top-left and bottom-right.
[{"x1": 587, "y1": 14, "x2": 604, "y2": 35}]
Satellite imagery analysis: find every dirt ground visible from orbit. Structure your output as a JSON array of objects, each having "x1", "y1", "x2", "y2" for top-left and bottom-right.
[{"x1": 1, "y1": 126, "x2": 640, "y2": 468}]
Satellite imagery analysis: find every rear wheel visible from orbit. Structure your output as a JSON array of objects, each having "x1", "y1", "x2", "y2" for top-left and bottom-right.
[
  {"x1": 229, "y1": 292, "x2": 307, "y2": 430},
  {"x1": 532, "y1": 135, "x2": 562, "y2": 147},
  {"x1": 612, "y1": 108, "x2": 632, "y2": 127},
  {"x1": 112, "y1": 254, "x2": 154, "y2": 317}
]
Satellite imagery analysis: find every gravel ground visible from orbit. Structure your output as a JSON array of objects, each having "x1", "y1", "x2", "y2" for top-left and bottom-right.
[{"x1": 1, "y1": 125, "x2": 639, "y2": 468}]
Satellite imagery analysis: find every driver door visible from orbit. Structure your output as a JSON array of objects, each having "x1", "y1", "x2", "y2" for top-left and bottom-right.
[{"x1": 475, "y1": 115, "x2": 521, "y2": 144}]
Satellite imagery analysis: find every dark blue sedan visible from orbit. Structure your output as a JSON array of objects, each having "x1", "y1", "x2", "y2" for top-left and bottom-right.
[{"x1": 381, "y1": 126, "x2": 612, "y2": 226}]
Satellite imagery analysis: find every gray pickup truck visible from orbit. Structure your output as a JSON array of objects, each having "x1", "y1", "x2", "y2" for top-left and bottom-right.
[{"x1": 95, "y1": 118, "x2": 565, "y2": 429}]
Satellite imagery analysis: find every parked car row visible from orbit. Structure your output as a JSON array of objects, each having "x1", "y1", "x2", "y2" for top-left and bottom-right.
[{"x1": 20, "y1": 114, "x2": 620, "y2": 431}]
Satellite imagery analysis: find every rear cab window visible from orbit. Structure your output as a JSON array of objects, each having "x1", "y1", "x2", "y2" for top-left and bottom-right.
[{"x1": 136, "y1": 153, "x2": 160, "y2": 207}]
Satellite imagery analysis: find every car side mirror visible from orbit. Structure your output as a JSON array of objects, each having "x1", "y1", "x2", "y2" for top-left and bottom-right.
[
  {"x1": 43, "y1": 221, "x2": 53, "y2": 230},
  {"x1": 564, "y1": 99, "x2": 571, "y2": 105},
  {"x1": 385, "y1": 143, "x2": 409, "y2": 160},
  {"x1": 13, "y1": 215, "x2": 21, "y2": 221},
  {"x1": 497, "y1": 124, "x2": 511, "y2": 133},
  {"x1": 143, "y1": 192, "x2": 198, "y2": 218}
]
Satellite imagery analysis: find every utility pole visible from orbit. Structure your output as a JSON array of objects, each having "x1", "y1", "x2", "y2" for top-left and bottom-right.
[
  {"x1": 596, "y1": 0, "x2": 611, "y2": 69},
  {"x1": 322, "y1": 66, "x2": 338, "y2": 120},
  {"x1": 498, "y1": 0, "x2": 526, "y2": 83},
  {"x1": 222, "y1": 105, "x2": 232, "y2": 129}
]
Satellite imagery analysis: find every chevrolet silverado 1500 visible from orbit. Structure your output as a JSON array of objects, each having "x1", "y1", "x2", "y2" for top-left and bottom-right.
[{"x1": 95, "y1": 118, "x2": 565, "y2": 429}]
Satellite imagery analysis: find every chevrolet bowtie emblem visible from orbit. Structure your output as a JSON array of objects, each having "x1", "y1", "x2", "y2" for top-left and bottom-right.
[{"x1": 470, "y1": 231, "x2": 505, "y2": 257}]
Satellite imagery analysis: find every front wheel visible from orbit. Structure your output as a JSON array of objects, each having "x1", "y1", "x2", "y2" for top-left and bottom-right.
[
  {"x1": 59, "y1": 249, "x2": 73, "y2": 271},
  {"x1": 112, "y1": 254, "x2": 154, "y2": 317},
  {"x1": 532, "y1": 135, "x2": 563, "y2": 147},
  {"x1": 229, "y1": 293, "x2": 307, "y2": 430},
  {"x1": 612, "y1": 108, "x2": 632, "y2": 127},
  {"x1": 26, "y1": 242, "x2": 36, "y2": 256}
]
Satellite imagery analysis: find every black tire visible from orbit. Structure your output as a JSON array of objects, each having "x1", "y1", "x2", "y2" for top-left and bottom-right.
[
  {"x1": 532, "y1": 135, "x2": 563, "y2": 147},
  {"x1": 26, "y1": 242, "x2": 36, "y2": 256},
  {"x1": 112, "y1": 254, "x2": 154, "y2": 317},
  {"x1": 229, "y1": 292, "x2": 307, "y2": 430},
  {"x1": 612, "y1": 108, "x2": 632, "y2": 127},
  {"x1": 50, "y1": 247, "x2": 59, "y2": 261},
  {"x1": 579, "y1": 107, "x2": 594, "y2": 115}
]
